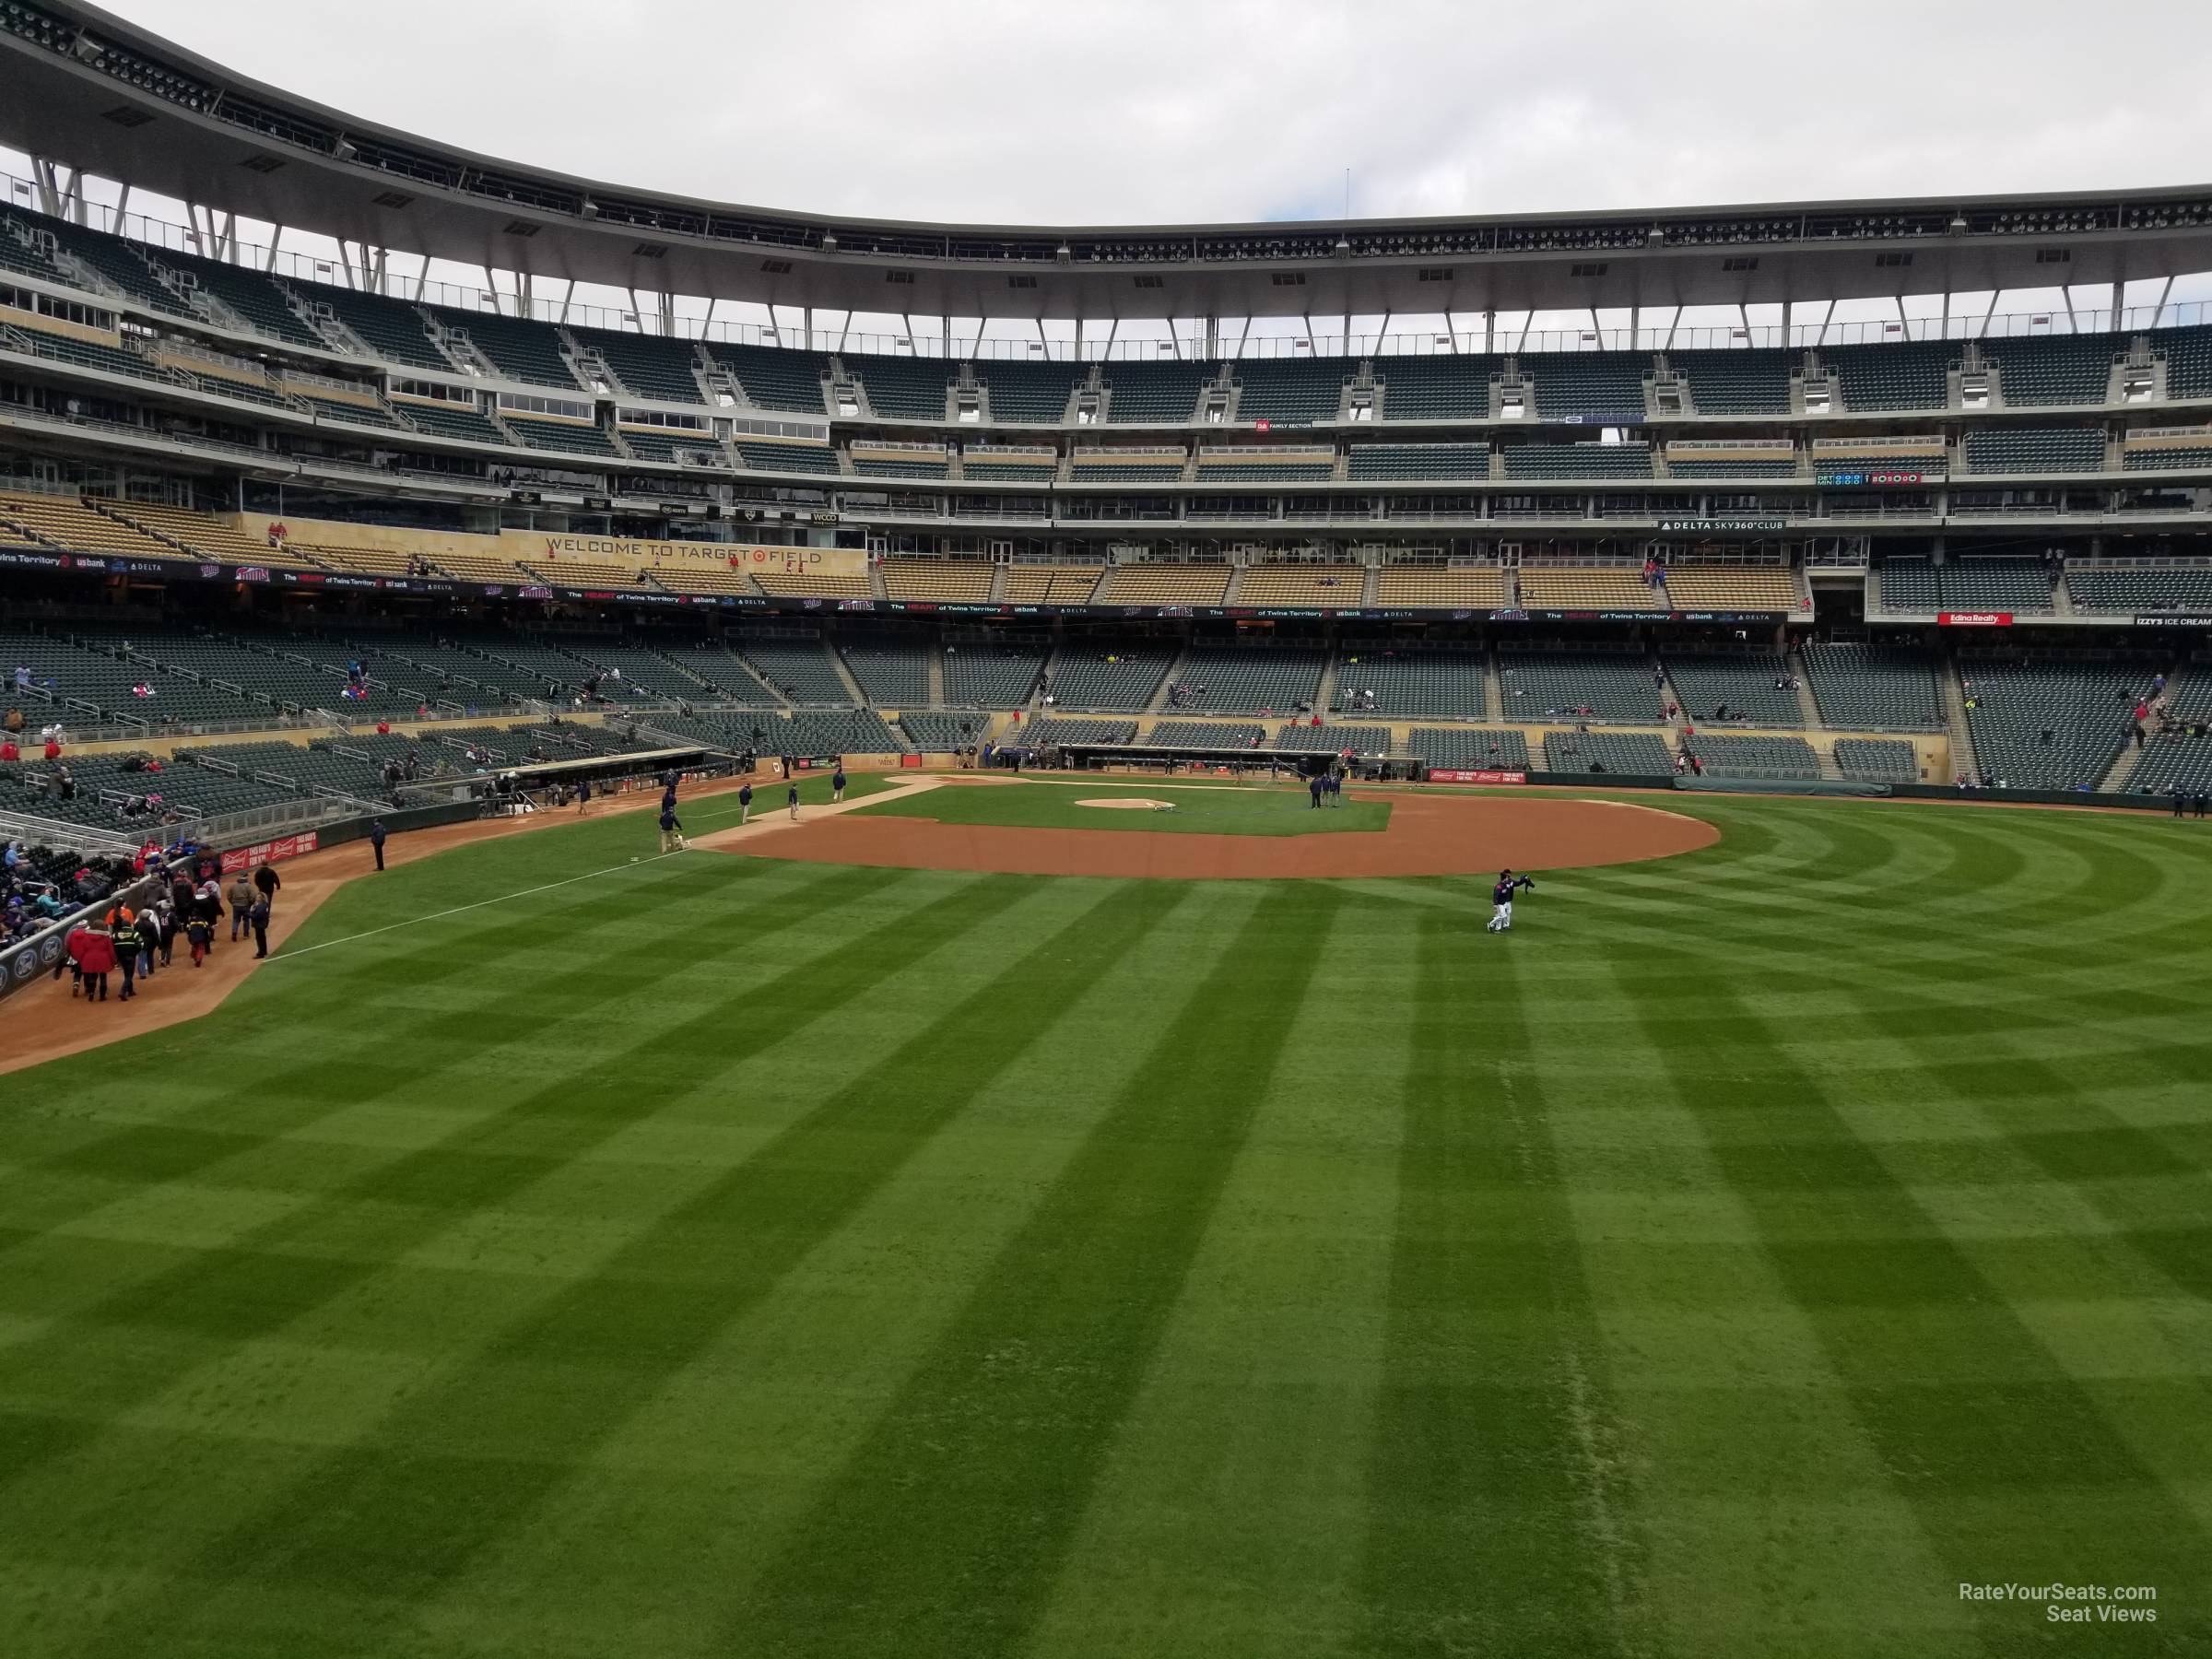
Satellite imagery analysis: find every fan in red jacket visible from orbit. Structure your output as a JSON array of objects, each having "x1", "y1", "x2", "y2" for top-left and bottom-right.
[{"x1": 70, "y1": 924, "x2": 118, "y2": 1003}]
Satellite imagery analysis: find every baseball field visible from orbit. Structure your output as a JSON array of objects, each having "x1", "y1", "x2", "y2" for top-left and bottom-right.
[{"x1": 1, "y1": 781, "x2": 2206, "y2": 1657}]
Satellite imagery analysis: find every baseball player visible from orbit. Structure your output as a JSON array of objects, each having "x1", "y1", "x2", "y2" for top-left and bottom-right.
[{"x1": 1487, "y1": 868, "x2": 1535, "y2": 933}]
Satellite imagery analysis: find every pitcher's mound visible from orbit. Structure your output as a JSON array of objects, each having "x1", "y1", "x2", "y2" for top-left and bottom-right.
[
  {"x1": 1077, "y1": 797, "x2": 1174, "y2": 810},
  {"x1": 729, "y1": 790, "x2": 1716, "y2": 879}
]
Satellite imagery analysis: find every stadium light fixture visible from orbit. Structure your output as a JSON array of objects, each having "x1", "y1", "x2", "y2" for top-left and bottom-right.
[
  {"x1": 333, "y1": 137, "x2": 357, "y2": 163},
  {"x1": 580, "y1": 197, "x2": 598, "y2": 220},
  {"x1": 819, "y1": 233, "x2": 838, "y2": 254}
]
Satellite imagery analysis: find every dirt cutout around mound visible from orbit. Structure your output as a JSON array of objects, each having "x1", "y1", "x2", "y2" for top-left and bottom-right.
[{"x1": 726, "y1": 780, "x2": 1718, "y2": 880}]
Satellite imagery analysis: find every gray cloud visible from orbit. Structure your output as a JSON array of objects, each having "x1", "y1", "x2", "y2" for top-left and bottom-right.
[{"x1": 92, "y1": 0, "x2": 2212, "y2": 227}]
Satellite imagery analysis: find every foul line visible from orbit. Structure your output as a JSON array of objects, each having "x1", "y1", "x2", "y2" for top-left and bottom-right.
[{"x1": 272, "y1": 852, "x2": 680, "y2": 961}]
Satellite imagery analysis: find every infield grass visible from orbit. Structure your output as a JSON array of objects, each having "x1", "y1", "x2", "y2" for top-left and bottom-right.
[
  {"x1": 1, "y1": 792, "x2": 2206, "y2": 1658},
  {"x1": 853, "y1": 775, "x2": 1393, "y2": 835}
]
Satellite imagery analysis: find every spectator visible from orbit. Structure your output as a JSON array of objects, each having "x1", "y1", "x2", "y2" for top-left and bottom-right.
[
  {"x1": 249, "y1": 893, "x2": 271, "y2": 959},
  {"x1": 253, "y1": 861, "x2": 282, "y2": 911},
  {"x1": 74, "y1": 920, "x2": 117, "y2": 1003},
  {"x1": 227, "y1": 869, "x2": 257, "y2": 941}
]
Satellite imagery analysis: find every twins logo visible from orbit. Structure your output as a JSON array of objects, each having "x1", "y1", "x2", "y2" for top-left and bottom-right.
[
  {"x1": 9, "y1": 948, "x2": 32, "y2": 982},
  {"x1": 199, "y1": 564, "x2": 221, "y2": 579}
]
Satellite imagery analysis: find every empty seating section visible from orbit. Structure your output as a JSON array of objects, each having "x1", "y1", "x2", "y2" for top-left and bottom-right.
[
  {"x1": 2065, "y1": 563, "x2": 2212, "y2": 612},
  {"x1": 524, "y1": 558, "x2": 655, "y2": 591},
  {"x1": 880, "y1": 559, "x2": 994, "y2": 602},
  {"x1": 2127, "y1": 729, "x2": 2212, "y2": 796},
  {"x1": 1234, "y1": 566, "x2": 1363, "y2": 606},
  {"x1": 735, "y1": 441, "x2": 840, "y2": 476},
  {"x1": 0, "y1": 491, "x2": 190, "y2": 560},
  {"x1": 1333, "y1": 649, "x2": 1488, "y2": 717},
  {"x1": 429, "y1": 307, "x2": 582, "y2": 389},
  {"x1": 1376, "y1": 356, "x2": 1496, "y2": 419},
  {"x1": 0, "y1": 213, "x2": 70, "y2": 282},
  {"x1": 1960, "y1": 656, "x2": 2151, "y2": 787},
  {"x1": 96, "y1": 500, "x2": 276, "y2": 564},
  {"x1": 961, "y1": 461, "x2": 1057, "y2": 484},
  {"x1": 157, "y1": 251, "x2": 319, "y2": 347},
  {"x1": 1541, "y1": 730, "x2": 1673, "y2": 773},
  {"x1": 1348, "y1": 444, "x2": 1490, "y2": 481},
  {"x1": 395, "y1": 401, "x2": 507, "y2": 444},
  {"x1": 1411, "y1": 727, "x2": 1531, "y2": 770},
  {"x1": 852, "y1": 355, "x2": 951, "y2": 421},
  {"x1": 1687, "y1": 734, "x2": 1819, "y2": 778},
  {"x1": 1276, "y1": 723, "x2": 1391, "y2": 753},
  {"x1": 751, "y1": 564, "x2": 869, "y2": 598},
  {"x1": 547, "y1": 642, "x2": 695, "y2": 698},
  {"x1": 1374, "y1": 566, "x2": 1511, "y2": 608},
  {"x1": 3, "y1": 321, "x2": 168, "y2": 382},
  {"x1": 43, "y1": 218, "x2": 196, "y2": 317},
  {"x1": 1095, "y1": 565, "x2": 1231, "y2": 606},
  {"x1": 1043, "y1": 646, "x2": 1175, "y2": 710},
  {"x1": 1502, "y1": 442, "x2": 1651, "y2": 479},
  {"x1": 1939, "y1": 559, "x2": 2056, "y2": 613},
  {"x1": 711, "y1": 344, "x2": 830, "y2": 413},
  {"x1": 304, "y1": 288, "x2": 453, "y2": 370},
  {"x1": 2, "y1": 626, "x2": 257, "y2": 724},
  {"x1": 1145, "y1": 722, "x2": 1267, "y2": 749},
  {"x1": 570, "y1": 326, "x2": 704, "y2": 403},
  {"x1": 1194, "y1": 458, "x2": 1335, "y2": 483},
  {"x1": 1171, "y1": 646, "x2": 1325, "y2": 712},
  {"x1": 300, "y1": 394, "x2": 405, "y2": 429},
  {"x1": 1875, "y1": 558, "x2": 1939, "y2": 612},
  {"x1": 637, "y1": 561, "x2": 754, "y2": 597},
  {"x1": 1018, "y1": 717, "x2": 1136, "y2": 747},
  {"x1": 1666, "y1": 458, "x2": 1799, "y2": 479},
  {"x1": 2123, "y1": 445, "x2": 2212, "y2": 470},
  {"x1": 1530, "y1": 354, "x2": 1647, "y2": 419},
  {"x1": 1103, "y1": 361, "x2": 1212, "y2": 423},
  {"x1": 1801, "y1": 641, "x2": 1945, "y2": 729},
  {"x1": 1069, "y1": 457, "x2": 1187, "y2": 484},
  {"x1": 735, "y1": 637, "x2": 852, "y2": 703},
  {"x1": 839, "y1": 640, "x2": 934, "y2": 706},
  {"x1": 1961, "y1": 427, "x2": 2105, "y2": 473},
  {"x1": 1833, "y1": 737, "x2": 1919, "y2": 781},
  {"x1": 1499, "y1": 648, "x2": 1659, "y2": 723},
  {"x1": 2155, "y1": 327, "x2": 2212, "y2": 399},
  {"x1": 1517, "y1": 566, "x2": 1663, "y2": 609},
  {"x1": 1990, "y1": 337, "x2": 2114, "y2": 406},
  {"x1": 851, "y1": 457, "x2": 948, "y2": 480},
  {"x1": 1659, "y1": 568, "x2": 1802, "y2": 610},
  {"x1": 1828, "y1": 342, "x2": 1954, "y2": 411},
  {"x1": 1003, "y1": 566, "x2": 1103, "y2": 605},
  {"x1": 1680, "y1": 349, "x2": 1793, "y2": 415},
  {"x1": 1665, "y1": 651, "x2": 1804, "y2": 725},
  {"x1": 976, "y1": 361, "x2": 1077, "y2": 423},
  {"x1": 894, "y1": 712, "x2": 972, "y2": 751},
  {"x1": 943, "y1": 644, "x2": 1043, "y2": 706},
  {"x1": 656, "y1": 643, "x2": 780, "y2": 701},
  {"x1": 1232, "y1": 359, "x2": 1345, "y2": 424},
  {"x1": 505, "y1": 416, "x2": 621, "y2": 457},
  {"x1": 429, "y1": 553, "x2": 535, "y2": 585},
  {"x1": 363, "y1": 635, "x2": 565, "y2": 700},
  {"x1": 781, "y1": 709, "x2": 900, "y2": 754}
]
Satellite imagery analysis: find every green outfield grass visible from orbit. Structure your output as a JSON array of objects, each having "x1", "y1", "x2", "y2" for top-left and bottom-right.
[
  {"x1": 853, "y1": 776, "x2": 1392, "y2": 836},
  {"x1": 2, "y1": 792, "x2": 2207, "y2": 1658}
]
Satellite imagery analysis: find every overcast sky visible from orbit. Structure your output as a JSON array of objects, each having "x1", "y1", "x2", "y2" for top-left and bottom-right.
[{"x1": 88, "y1": 0, "x2": 2212, "y2": 228}]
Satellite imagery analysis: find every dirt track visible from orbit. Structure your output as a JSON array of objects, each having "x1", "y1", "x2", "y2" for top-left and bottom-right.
[{"x1": 724, "y1": 782, "x2": 1719, "y2": 879}]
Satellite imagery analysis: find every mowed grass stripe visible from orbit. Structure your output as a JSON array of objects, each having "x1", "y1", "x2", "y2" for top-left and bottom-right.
[
  {"x1": 1018, "y1": 893, "x2": 1403, "y2": 1659},
  {"x1": 1355, "y1": 913, "x2": 1653, "y2": 1659},
  {"x1": 422, "y1": 884, "x2": 1244, "y2": 1659},
  {"x1": 1, "y1": 854, "x2": 758, "y2": 1207},
  {"x1": 75, "y1": 878, "x2": 1182, "y2": 1656},
  {"x1": 0, "y1": 862, "x2": 895, "y2": 1364},
  {"x1": 721, "y1": 883, "x2": 1339, "y2": 1659},
  {"x1": 1615, "y1": 948, "x2": 2212, "y2": 1652}
]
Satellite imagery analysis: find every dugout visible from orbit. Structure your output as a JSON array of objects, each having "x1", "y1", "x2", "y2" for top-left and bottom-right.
[{"x1": 1048, "y1": 741, "x2": 1418, "y2": 781}]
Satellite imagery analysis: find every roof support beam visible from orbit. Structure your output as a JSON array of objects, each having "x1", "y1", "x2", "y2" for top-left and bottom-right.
[{"x1": 31, "y1": 158, "x2": 84, "y2": 225}]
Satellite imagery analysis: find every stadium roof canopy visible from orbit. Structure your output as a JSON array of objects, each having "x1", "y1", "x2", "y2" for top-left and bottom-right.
[{"x1": 7, "y1": 0, "x2": 2212, "y2": 326}]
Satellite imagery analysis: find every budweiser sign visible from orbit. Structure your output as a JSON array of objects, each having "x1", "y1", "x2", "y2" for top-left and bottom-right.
[{"x1": 1428, "y1": 769, "x2": 1527, "y2": 785}]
